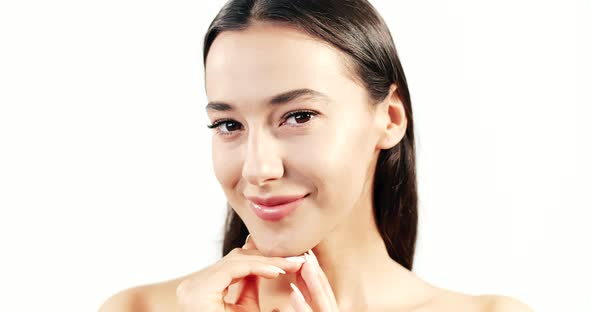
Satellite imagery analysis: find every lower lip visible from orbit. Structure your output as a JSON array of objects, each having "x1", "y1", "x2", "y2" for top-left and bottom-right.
[{"x1": 249, "y1": 195, "x2": 307, "y2": 221}]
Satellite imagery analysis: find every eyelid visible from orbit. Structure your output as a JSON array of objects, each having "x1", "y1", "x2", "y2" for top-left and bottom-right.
[{"x1": 281, "y1": 109, "x2": 318, "y2": 125}]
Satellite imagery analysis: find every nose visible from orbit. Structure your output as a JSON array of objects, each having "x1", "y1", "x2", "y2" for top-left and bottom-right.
[{"x1": 241, "y1": 127, "x2": 284, "y2": 186}]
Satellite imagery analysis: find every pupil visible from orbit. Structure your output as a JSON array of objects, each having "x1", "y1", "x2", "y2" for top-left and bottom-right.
[{"x1": 296, "y1": 113, "x2": 310, "y2": 123}]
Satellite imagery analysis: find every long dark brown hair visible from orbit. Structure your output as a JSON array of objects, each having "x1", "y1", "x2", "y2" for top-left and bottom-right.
[{"x1": 203, "y1": 0, "x2": 418, "y2": 270}]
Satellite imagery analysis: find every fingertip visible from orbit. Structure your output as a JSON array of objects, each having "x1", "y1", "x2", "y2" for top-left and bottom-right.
[
  {"x1": 242, "y1": 234, "x2": 253, "y2": 250},
  {"x1": 289, "y1": 283, "x2": 309, "y2": 312},
  {"x1": 307, "y1": 248, "x2": 319, "y2": 265},
  {"x1": 289, "y1": 292, "x2": 300, "y2": 311},
  {"x1": 289, "y1": 294, "x2": 312, "y2": 312},
  {"x1": 302, "y1": 253, "x2": 316, "y2": 274},
  {"x1": 290, "y1": 283, "x2": 305, "y2": 300}
]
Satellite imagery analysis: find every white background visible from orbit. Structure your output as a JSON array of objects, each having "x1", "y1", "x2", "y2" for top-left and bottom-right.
[{"x1": 0, "y1": 0, "x2": 588, "y2": 311}]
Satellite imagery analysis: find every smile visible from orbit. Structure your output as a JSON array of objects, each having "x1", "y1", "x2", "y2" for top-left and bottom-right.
[{"x1": 248, "y1": 194, "x2": 308, "y2": 221}]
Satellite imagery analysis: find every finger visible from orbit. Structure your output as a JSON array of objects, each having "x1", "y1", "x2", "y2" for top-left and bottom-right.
[
  {"x1": 241, "y1": 235, "x2": 307, "y2": 270},
  {"x1": 225, "y1": 252, "x2": 306, "y2": 276},
  {"x1": 224, "y1": 253, "x2": 303, "y2": 304},
  {"x1": 290, "y1": 282, "x2": 313, "y2": 312},
  {"x1": 235, "y1": 275, "x2": 260, "y2": 307},
  {"x1": 308, "y1": 249, "x2": 338, "y2": 307},
  {"x1": 295, "y1": 273, "x2": 312, "y2": 303},
  {"x1": 223, "y1": 279, "x2": 244, "y2": 304},
  {"x1": 208, "y1": 260, "x2": 286, "y2": 295},
  {"x1": 242, "y1": 234, "x2": 256, "y2": 250},
  {"x1": 300, "y1": 253, "x2": 331, "y2": 311},
  {"x1": 234, "y1": 236, "x2": 307, "y2": 274}
]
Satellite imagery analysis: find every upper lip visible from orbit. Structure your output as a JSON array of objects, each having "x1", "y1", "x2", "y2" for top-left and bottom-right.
[{"x1": 246, "y1": 194, "x2": 307, "y2": 207}]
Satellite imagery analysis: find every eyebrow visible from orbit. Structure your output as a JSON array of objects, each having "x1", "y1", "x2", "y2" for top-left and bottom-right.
[{"x1": 206, "y1": 88, "x2": 329, "y2": 112}]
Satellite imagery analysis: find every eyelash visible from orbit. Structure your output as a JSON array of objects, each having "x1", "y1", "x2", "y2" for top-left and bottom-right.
[{"x1": 206, "y1": 109, "x2": 319, "y2": 137}]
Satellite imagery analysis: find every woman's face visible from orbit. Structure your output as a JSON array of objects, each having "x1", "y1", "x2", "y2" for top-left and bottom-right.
[{"x1": 205, "y1": 23, "x2": 390, "y2": 257}]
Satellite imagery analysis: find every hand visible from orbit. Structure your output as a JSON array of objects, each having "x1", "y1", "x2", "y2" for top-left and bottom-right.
[
  {"x1": 289, "y1": 249, "x2": 339, "y2": 312},
  {"x1": 175, "y1": 235, "x2": 306, "y2": 312}
]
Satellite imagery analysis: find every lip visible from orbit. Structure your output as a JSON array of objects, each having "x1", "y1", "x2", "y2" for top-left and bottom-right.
[
  {"x1": 247, "y1": 194, "x2": 308, "y2": 221},
  {"x1": 246, "y1": 194, "x2": 307, "y2": 206}
]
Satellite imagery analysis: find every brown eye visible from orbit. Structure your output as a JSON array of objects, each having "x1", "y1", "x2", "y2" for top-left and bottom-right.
[
  {"x1": 283, "y1": 111, "x2": 317, "y2": 126},
  {"x1": 207, "y1": 119, "x2": 243, "y2": 136},
  {"x1": 223, "y1": 121, "x2": 241, "y2": 131}
]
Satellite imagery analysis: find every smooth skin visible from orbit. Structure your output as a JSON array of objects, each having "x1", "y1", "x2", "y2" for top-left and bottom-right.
[{"x1": 99, "y1": 22, "x2": 533, "y2": 312}]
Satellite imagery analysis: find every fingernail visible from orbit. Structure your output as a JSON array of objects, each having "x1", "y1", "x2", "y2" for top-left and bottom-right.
[
  {"x1": 242, "y1": 234, "x2": 251, "y2": 249},
  {"x1": 266, "y1": 265, "x2": 286, "y2": 274},
  {"x1": 307, "y1": 249, "x2": 319, "y2": 265},
  {"x1": 304, "y1": 253, "x2": 316, "y2": 273},
  {"x1": 290, "y1": 283, "x2": 305, "y2": 302},
  {"x1": 285, "y1": 256, "x2": 307, "y2": 263}
]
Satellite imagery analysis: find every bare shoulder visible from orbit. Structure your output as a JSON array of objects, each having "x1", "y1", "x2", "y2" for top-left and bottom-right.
[
  {"x1": 423, "y1": 287, "x2": 533, "y2": 312},
  {"x1": 477, "y1": 294, "x2": 534, "y2": 312},
  {"x1": 98, "y1": 285, "x2": 150, "y2": 312},
  {"x1": 98, "y1": 276, "x2": 186, "y2": 312}
]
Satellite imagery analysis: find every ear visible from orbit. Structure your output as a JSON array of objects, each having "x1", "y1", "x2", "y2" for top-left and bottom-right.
[{"x1": 376, "y1": 84, "x2": 407, "y2": 150}]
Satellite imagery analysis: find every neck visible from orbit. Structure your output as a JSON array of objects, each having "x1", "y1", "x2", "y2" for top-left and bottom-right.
[
  {"x1": 311, "y1": 221, "x2": 398, "y2": 310},
  {"x1": 310, "y1": 156, "x2": 393, "y2": 306}
]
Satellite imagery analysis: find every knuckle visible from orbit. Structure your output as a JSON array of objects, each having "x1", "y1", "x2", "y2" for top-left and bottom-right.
[
  {"x1": 175, "y1": 279, "x2": 190, "y2": 301},
  {"x1": 175, "y1": 277, "x2": 205, "y2": 308},
  {"x1": 228, "y1": 247, "x2": 242, "y2": 255}
]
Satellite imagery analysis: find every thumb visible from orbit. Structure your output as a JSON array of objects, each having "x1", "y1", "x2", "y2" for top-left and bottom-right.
[
  {"x1": 234, "y1": 275, "x2": 260, "y2": 308},
  {"x1": 242, "y1": 234, "x2": 257, "y2": 251}
]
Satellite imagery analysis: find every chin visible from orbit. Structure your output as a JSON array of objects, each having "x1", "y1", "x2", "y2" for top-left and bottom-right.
[
  {"x1": 261, "y1": 245, "x2": 306, "y2": 258},
  {"x1": 253, "y1": 234, "x2": 309, "y2": 257}
]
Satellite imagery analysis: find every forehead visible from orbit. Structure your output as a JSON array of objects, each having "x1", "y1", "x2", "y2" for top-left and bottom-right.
[{"x1": 204, "y1": 23, "x2": 352, "y2": 104}]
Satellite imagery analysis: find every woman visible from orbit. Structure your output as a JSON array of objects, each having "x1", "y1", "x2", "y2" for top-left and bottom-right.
[{"x1": 100, "y1": 0, "x2": 533, "y2": 311}]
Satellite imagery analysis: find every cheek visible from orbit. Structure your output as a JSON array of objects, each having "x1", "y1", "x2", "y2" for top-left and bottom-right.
[
  {"x1": 212, "y1": 143, "x2": 241, "y2": 191},
  {"x1": 292, "y1": 126, "x2": 368, "y2": 205}
]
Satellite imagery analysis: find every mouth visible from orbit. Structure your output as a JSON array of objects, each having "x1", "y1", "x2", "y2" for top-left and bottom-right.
[{"x1": 248, "y1": 194, "x2": 309, "y2": 222}]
